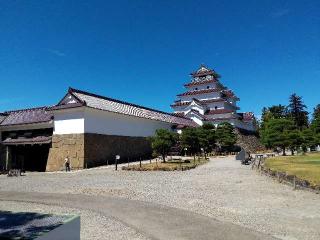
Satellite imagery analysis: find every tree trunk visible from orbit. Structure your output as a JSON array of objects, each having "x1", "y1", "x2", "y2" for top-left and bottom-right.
[
  {"x1": 162, "y1": 154, "x2": 166, "y2": 163},
  {"x1": 282, "y1": 147, "x2": 286, "y2": 156},
  {"x1": 193, "y1": 154, "x2": 196, "y2": 165},
  {"x1": 291, "y1": 149, "x2": 294, "y2": 155}
]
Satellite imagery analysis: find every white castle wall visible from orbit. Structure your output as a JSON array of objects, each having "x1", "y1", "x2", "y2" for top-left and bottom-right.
[{"x1": 186, "y1": 82, "x2": 216, "y2": 91}]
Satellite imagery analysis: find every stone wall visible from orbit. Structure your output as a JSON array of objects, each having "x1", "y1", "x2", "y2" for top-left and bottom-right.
[
  {"x1": 46, "y1": 134, "x2": 85, "y2": 171},
  {"x1": 84, "y1": 133, "x2": 152, "y2": 168},
  {"x1": 235, "y1": 128, "x2": 265, "y2": 153},
  {"x1": 46, "y1": 133, "x2": 152, "y2": 171}
]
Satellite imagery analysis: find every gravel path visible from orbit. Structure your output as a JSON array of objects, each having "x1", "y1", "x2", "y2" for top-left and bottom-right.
[{"x1": 1, "y1": 156, "x2": 320, "y2": 240}]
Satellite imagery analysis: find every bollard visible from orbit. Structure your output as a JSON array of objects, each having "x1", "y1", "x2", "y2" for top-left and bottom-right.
[
  {"x1": 115, "y1": 158, "x2": 118, "y2": 171},
  {"x1": 140, "y1": 157, "x2": 142, "y2": 168}
]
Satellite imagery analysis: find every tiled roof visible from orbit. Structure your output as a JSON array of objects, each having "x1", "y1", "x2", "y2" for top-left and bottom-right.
[
  {"x1": 222, "y1": 90, "x2": 239, "y2": 100},
  {"x1": 205, "y1": 109, "x2": 234, "y2": 115},
  {"x1": 184, "y1": 79, "x2": 217, "y2": 87},
  {"x1": 2, "y1": 136, "x2": 52, "y2": 145},
  {"x1": 0, "y1": 107, "x2": 53, "y2": 126},
  {"x1": 205, "y1": 116, "x2": 237, "y2": 121},
  {"x1": 173, "y1": 112, "x2": 185, "y2": 117},
  {"x1": 0, "y1": 113, "x2": 7, "y2": 124},
  {"x1": 177, "y1": 88, "x2": 220, "y2": 97},
  {"x1": 56, "y1": 88, "x2": 197, "y2": 127}
]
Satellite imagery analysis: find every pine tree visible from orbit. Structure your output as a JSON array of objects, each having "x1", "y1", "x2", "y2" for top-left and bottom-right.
[
  {"x1": 312, "y1": 104, "x2": 320, "y2": 120},
  {"x1": 287, "y1": 93, "x2": 308, "y2": 129}
]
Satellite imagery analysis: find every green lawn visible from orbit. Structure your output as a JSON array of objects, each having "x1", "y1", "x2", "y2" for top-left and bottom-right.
[
  {"x1": 265, "y1": 153, "x2": 320, "y2": 186},
  {"x1": 122, "y1": 158, "x2": 209, "y2": 171}
]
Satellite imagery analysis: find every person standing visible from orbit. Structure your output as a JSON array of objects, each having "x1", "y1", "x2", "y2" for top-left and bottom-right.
[{"x1": 64, "y1": 156, "x2": 70, "y2": 172}]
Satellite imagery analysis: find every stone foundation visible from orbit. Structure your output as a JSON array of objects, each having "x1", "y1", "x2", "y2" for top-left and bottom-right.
[
  {"x1": 46, "y1": 134, "x2": 85, "y2": 171},
  {"x1": 46, "y1": 133, "x2": 152, "y2": 171},
  {"x1": 235, "y1": 128, "x2": 265, "y2": 153}
]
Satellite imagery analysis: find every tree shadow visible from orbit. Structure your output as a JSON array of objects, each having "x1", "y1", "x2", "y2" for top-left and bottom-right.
[{"x1": 0, "y1": 211, "x2": 66, "y2": 239}]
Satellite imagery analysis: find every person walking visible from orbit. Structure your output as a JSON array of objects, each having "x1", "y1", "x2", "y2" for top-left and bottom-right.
[{"x1": 64, "y1": 156, "x2": 70, "y2": 172}]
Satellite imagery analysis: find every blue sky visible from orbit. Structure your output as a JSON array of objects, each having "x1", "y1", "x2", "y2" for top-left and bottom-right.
[{"x1": 0, "y1": 0, "x2": 319, "y2": 118}]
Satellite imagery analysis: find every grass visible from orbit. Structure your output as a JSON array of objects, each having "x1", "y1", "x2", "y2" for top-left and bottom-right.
[
  {"x1": 265, "y1": 152, "x2": 320, "y2": 186},
  {"x1": 122, "y1": 157, "x2": 209, "y2": 171}
]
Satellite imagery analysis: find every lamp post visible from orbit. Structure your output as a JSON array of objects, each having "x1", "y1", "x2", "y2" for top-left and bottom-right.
[
  {"x1": 115, "y1": 155, "x2": 120, "y2": 170},
  {"x1": 184, "y1": 148, "x2": 187, "y2": 157}
]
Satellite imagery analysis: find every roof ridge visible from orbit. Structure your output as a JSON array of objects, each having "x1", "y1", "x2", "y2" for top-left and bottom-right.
[{"x1": 69, "y1": 87, "x2": 179, "y2": 117}]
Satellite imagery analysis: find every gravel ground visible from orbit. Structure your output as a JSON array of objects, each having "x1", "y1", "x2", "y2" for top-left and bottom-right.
[
  {"x1": 0, "y1": 201, "x2": 149, "y2": 240},
  {"x1": 1, "y1": 156, "x2": 320, "y2": 240}
]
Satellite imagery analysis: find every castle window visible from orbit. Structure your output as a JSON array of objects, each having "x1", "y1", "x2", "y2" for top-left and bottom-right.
[
  {"x1": 215, "y1": 106, "x2": 218, "y2": 110},
  {"x1": 207, "y1": 86, "x2": 210, "y2": 89},
  {"x1": 195, "y1": 88, "x2": 198, "y2": 90}
]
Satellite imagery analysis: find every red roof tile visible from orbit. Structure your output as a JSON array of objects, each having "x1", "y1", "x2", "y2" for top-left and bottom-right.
[
  {"x1": 205, "y1": 116, "x2": 237, "y2": 121},
  {"x1": 205, "y1": 109, "x2": 234, "y2": 115},
  {"x1": 177, "y1": 88, "x2": 220, "y2": 97},
  {"x1": 184, "y1": 79, "x2": 217, "y2": 87}
]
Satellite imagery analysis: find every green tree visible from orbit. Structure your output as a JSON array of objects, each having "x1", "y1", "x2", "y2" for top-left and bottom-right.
[
  {"x1": 181, "y1": 127, "x2": 200, "y2": 162},
  {"x1": 311, "y1": 105, "x2": 320, "y2": 134},
  {"x1": 216, "y1": 122, "x2": 237, "y2": 151},
  {"x1": 198, "y1": 123, "x2": 216, "y2": 158},
  {"x1": 151, "y1": 129, "x2": 177, "y2": 162},
  {"x1": 288, "y1": 93, "x2": 309, "y2": 129},
  {"x1": 312, "y1": 104, "x2": 320, "y2": 120},
  {"x1": 260, "y1": 118, "x2": 295, "y2": 155},
  {"x1": 268, "y1": 105, "x2": 288, "y2": 119},
  {"x1": 301, "y1": 128, "x2": 317, "y2": 152},
  {"x1": 260, "y1": 105, "x2": 288, "y2": 130},
  {"x1": 287, "y1": 130, "x2": 303, "y2": 155}
]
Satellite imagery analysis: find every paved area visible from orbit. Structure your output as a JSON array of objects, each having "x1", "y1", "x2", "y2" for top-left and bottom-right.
[
  {"x1": 0, "y1": 191, "x2": 275, "y2": 240},
  {"x1": 1, "y1": 156, "x2": 320, "y2": 239}
]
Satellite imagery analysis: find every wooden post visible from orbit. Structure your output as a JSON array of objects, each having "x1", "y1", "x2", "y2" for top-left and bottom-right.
[
  {"x1": 140, "y1": 157, "x2": 142, "y2": 168},
  {"x1": 179, "y1": 158, "x2": 182, "y2": 170},
  {"x1": 293, "y1": 176, "x2": 296, "y2": 190},
  {"x1": 5, "y1": 146, "x2": 10, "y2": 171}
]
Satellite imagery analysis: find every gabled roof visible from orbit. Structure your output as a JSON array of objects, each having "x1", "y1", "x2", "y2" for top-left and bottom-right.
[
  {"x1": 187, "y1": 109, "x2": 204, "y2": 118},
  {"x1": 191, "y1": 65, "x2": 216, "y2": 77},
  {"x1": 0, "y1": 107, "x2": 53, "y2": 127},
  {"x1": 52, "y1": 88, "x2": 197, "y2": 127}
]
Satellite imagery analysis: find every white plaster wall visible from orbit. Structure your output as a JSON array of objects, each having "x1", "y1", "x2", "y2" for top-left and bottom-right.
[
  {"x1": 84, "y1": 108, "x2": 172, "y2": 137},
  {"x1": 190, "y1": 116, "x2": 203, "y2": 126},
  {"x1": 185, "y1": 105, "x2": 205, "y2": 115},
  {"x1": 53, "y1": 109, "x2": 85, "y2": 134},
  {"x1": 186, "y1": 82, "x2": 216, "y2": 91}
]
